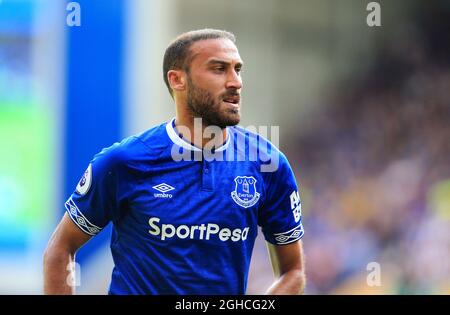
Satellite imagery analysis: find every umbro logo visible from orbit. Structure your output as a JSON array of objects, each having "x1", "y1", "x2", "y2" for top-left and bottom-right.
[
  {"x1": 153, "y1": 183, "x2": 175, "y2": 193},
  {"x1": 152, "y1": 183, "x2": 175, "y2": 198}
]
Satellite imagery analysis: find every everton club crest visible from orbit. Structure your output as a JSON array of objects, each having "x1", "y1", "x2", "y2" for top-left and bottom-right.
[{"x1": 231, "y1": 176, "x2": 260, "y2": 208}]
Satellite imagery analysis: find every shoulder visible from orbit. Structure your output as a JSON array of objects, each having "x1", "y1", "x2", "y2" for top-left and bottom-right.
[
  {"x1": 91, "y1": 122, "x2": 170, "y2": 169},
  {"x1": 229, "y1": 125, "x2": 282, "y2": 154},
  {"x1": 229, "y1": 125, "x2": 290, "y2": 170}
]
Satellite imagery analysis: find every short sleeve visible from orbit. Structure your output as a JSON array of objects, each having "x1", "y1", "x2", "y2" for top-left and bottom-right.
[
  {"x1": 64, "y1": 145, "x2": 121, "y2": 236},
  {"x1": 259, "y1": 153, "x2": 304, "y2": 245}
]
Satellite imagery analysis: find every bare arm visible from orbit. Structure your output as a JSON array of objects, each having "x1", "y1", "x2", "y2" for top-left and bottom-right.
[
  {"x1": 43, "y1": 213, "x2": 92, "y2": 294},
  {"x1": 265, "y1": 240, "x2": 306, "y2": 295}
]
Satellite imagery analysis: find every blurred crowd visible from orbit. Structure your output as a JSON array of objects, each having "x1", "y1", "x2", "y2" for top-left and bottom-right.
[{"x1": 290, "y1": 4, "x2": 450, "y2": 294}]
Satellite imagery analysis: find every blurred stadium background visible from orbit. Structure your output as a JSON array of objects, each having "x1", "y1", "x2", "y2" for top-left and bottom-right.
[{"x1": 0, "y1": 0, "x2": 448, "y2": 294}]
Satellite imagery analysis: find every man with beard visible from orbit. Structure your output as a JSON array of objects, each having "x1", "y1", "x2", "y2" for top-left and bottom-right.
[{"x1": 44, "y1": 29, "x2": 305, "y2": 295}]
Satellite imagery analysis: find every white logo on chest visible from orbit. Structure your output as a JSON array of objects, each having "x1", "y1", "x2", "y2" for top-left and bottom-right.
[{"x1": 152, "y1": 183, "x2": 175, "y2": 198}]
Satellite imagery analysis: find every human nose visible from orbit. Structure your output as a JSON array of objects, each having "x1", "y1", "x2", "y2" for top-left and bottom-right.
[{"x1": 225, "y1": 70, "x2": 242, "y2": 90}]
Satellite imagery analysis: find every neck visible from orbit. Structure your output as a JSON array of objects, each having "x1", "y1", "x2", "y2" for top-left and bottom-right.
[{"x1": 174, "y1": 113, "x2": 227, "y2": 150}]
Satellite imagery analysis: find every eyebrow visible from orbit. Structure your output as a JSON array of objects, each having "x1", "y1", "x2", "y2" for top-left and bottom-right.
[{"x1": 207, "y1": 59, "x2": 244, "y2": 68}]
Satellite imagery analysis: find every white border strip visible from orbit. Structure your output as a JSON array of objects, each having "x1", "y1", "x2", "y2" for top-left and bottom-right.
[
  {"x1": 165, "y1": 118, "x2": 230, "y2": 152},
  {"x1": 273, "y1": 223, "x2": 304, "y2": 245},
  {"x1": 65, "y1": 197, "x2": 102, "y2": 236}
]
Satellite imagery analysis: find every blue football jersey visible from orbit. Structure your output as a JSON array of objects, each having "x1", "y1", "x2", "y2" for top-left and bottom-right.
[{"x1": 65, "y1": 118, "x2": 304, "y2": 294}]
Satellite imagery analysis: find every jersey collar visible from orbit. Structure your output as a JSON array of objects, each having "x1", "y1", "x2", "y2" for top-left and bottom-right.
[{"x1": 166, "y1": 118, "x2": 230, "y2": 152}]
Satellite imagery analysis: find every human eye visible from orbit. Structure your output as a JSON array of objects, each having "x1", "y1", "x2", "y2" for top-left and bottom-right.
[{"x1": 213, "y1": 66, "x2": 226, "y2": 72}]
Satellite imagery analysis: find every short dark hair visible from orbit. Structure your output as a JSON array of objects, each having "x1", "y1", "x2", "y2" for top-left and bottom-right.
[{"x1": 163, "y1": 29, "x2": 236, "y2": 97}]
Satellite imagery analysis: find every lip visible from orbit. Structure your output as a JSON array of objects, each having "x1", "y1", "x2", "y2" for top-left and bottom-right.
[{"x1": 223, "y1": 100, "x2": 240, "y2": 108}]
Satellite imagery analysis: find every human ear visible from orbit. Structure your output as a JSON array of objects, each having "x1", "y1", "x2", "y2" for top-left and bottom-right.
[{"x1": 167, "y1": 70, "x2": 186, "y2": 92}]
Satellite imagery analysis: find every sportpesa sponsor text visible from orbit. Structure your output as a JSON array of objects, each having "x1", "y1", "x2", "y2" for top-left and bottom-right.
[{"x1": 148, "y1": 217, "x2": 250, "y2": 241}]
